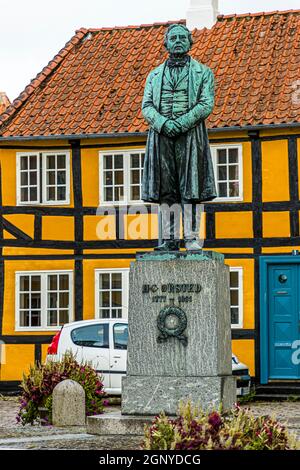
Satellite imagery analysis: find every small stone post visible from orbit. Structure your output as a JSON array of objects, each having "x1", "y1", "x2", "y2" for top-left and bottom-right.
[{"x1": 52, "y1": 379, "x2": 86, "y2": 426}]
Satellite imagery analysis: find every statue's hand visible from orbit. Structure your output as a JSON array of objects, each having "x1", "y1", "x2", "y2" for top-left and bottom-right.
[{"x1": 162, "y1": 120, "x2": 182, "y2": 137}]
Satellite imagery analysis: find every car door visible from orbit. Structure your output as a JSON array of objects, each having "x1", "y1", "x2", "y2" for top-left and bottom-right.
[
  {"x1": 109, "y1": 322, "x2": 128, "y2": 392},
  {"x1": 70, "y1": 323, "x2": 110, "y2": 389}
]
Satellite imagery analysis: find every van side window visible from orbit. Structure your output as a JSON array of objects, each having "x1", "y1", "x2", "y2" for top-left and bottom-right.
[
  {"x1": 113, "y1": 324, "x2": 128, "y2": 350},
  {"x1": 71, "y1": 324, "x2": 109, "y2": 348}
]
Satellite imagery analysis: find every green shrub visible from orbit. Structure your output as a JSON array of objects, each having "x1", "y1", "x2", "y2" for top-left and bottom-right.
[
  {"x1": 17, "y1": 352, "x2": 106, "y2": 425},
  {"x1": 143, "y1": 401, "x2": 299, "y2": 450}
]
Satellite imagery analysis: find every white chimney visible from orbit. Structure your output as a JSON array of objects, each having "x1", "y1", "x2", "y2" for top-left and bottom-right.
[{"x1": 186, "y1": 0, "x2": 219, "y2": 30}]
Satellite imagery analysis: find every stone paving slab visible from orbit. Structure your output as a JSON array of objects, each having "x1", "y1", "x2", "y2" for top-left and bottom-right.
[{"x1": 0, "y1": 398, "x2": 299, "y2": 449}]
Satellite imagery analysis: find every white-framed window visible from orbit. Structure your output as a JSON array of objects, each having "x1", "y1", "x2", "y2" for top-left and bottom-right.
[
  {"x1": 210, "y1": 145, "x2": 243, "y2": 201},
  {"x1": 16, "y1": 151, "x2": 70, "y2": 205},
  {"x1": 99, "y1": 149, "x2": 145, "y2": 204},
  {"x1": 15, "y1": 270, "x2": 73, "y2": 331},
  {"x1": 230, "y1": 267, "x2": 243, "y2": 329},
  {"x1": 95, "y1": 269, "x2": 129, "y2": 319}
]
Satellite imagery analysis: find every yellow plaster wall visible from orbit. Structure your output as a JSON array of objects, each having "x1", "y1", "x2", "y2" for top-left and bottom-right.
[
  {"x1": 42, "y1": 216, "x2": 74, "y2": 241},
  {"x1": 232, "y1": 340, "x2": 255, "y2": 377},
  {"x1": 262, "y1": 211, "x2": 290, "y2": 238},
  {"x1": 215, "y1": 212, "x2": 253, "y2": 239},
  {"x1": 0, "y1": 345, "x2": 34, "y2": 381},
  {"x1": 3, "y1": 214, "x2": 35, "y2": 239},
  {"x1": 262, "y1": 140, "x2": 289, "y2": 202},
  {"x1": 2, "y1": 259, "x2": 74, "y2": 335}
]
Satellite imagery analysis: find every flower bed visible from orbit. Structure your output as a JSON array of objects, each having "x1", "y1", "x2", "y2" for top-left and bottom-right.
[
  {"x1": 17, "y1": 352, "x2": 106, "y2": 426},
  {"x1": 143, "y1": 402, "x2": 299, "y2": 450}
]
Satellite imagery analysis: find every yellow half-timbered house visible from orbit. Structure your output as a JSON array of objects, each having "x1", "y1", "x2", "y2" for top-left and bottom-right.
[{"x1": 0, "y1": 10, "x2": 300, "y2": 394}]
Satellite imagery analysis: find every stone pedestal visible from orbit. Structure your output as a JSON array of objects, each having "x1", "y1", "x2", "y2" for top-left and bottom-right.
[{"x1": 121, "y1": 251, "x2": 236, "y2": 416}]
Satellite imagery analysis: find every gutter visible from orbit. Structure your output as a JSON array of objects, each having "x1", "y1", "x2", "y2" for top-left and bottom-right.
[{"x1": 0, "y1": 123, "x2": 299, "y2": 142}]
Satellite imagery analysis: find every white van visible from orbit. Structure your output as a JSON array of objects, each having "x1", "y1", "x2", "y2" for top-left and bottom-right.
[{"x1": 47, "y1": 319, "x2": 251, "y2": 396}]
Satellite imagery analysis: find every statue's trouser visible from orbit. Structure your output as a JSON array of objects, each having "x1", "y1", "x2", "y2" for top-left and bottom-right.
[{"x1": 159, "y1": 133, "x2": 201, "y2": 241}]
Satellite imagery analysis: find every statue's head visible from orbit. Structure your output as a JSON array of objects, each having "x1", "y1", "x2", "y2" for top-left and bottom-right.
[{"x1": 164, "y1": 24, "x2": 193, "y2": 55}]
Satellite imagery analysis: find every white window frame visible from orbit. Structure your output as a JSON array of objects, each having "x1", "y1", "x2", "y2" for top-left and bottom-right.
[
  {"x1": 16, "y1": 151, "x2": 70, "y2": 206},
  {"x1": 99, "y1": 149, "x2": 145, "y2": 205},
  {"x1": 15, "y1": 270, "x2": 73, "y2": 331},
  {"x1": 95, "y1": 268, "x2": 129, "y2": 319},
  {"x1": 210, "y1": 144, "x2": 243, "y2": 202},
  {"x1": 230, "y1": 267, "x2": 243, "y2": 329}
]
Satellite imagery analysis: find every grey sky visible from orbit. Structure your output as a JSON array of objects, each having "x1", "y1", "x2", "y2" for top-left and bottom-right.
[{"x1": 1, "y1": 0, "x2": 299, "y2": 100}]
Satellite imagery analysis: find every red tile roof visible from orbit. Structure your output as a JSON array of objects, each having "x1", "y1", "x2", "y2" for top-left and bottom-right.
[{"x1": 1, "y1": 10, "x2": 300, "y2": 138}]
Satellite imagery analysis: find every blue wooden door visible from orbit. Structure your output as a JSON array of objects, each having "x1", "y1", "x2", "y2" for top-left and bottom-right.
[{"x1": 268, "y1": 264, "x2": 300, "y2": 379}]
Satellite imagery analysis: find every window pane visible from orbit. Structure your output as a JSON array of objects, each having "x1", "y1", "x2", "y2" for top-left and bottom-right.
[
  {"x1": 59, "y1": 310, "x2": 69, "y2": 325},
  {"x1": 59, "y1": 275, "x2": 69, "y2": 290},
  {"x1": 114, "y1": 155, "x2": 123, "y2": 169},
  {"x1": 217, "y1": 149, "x2": 226, "y2": 164},
  {"x1": 20, "y1": 311, "x2": 30, "y2": 327},
  {"x1": 29, "y1": 156, "x2": 37, "y2": 169},
  {"x1": 131, "y1": 154, "x2": 140, "y2": 168},
  {"x1": 21, "y1": 188, "x2": 28, "y2": 202},
  {"x1": 105, "y1": 171, "x2": 113, "y2": 185},
  {"x1": 229, "y1": 148, "x2": 238, "y2": 163},
  {"x1": 47, "y1": 155, "x2": 56, "y2": 169},
  {"x1": 71, "y1": 324, "x2": 109, "y2": 348},
  {"x1": 112, "y1": 291, "x2": 122, "y2": 307},
  {"x1": 48, "y1": 293, "x2": 57, "y2": 308},
  {"x1": 57, "y1": 171, "x2": 66, "y2": 185},
  {"x1": 100, "y1": 309, "x2": 110, "y2": 319},
  {"x1": 21, "y1": 173, "x2": 28, "y2": 185},
  {"x1": 20, "y1": 294, "x2": 29, "y2": 309},
  {"x1": 31, "y1": 276, "x2": 41, "y2": 291},
  {"x1": 47, "y1": 187, "x2": 56, "y2": 201},
  {"x1": 99, "y1": 274, "x2": 110, "y2": 290},
  {"x1": 48, "y1": 275, "x2": 57, "y2": 291},
  {"x1": 20, "y1": 157, "x2": 28, "y2": 170},
  {"x1": 20, "y1": 276, "x2": 30, "y2": 291},
  {"x1": 57, "y1": 187, "x2": 66, "y2": 201},
  {"x1": 231, "y1": 307, "x2": 239, "y2": 325},
  {"x1": 131, "y1": 170, "x2": 140, "y2": 184},
  {"x1": 111, "y1": 273, "x2": 122, "y2": 289},
  {"x1": 114, "y1": 186, "x2": 124, "y2": 201},
  {"x1": 31, "y1": 312, "x2": 41, "y2": 327},
  {"x1": 104, "y1": 155, "x2": 112, "y2": 169},
  {"x1": 59, "y1": 292, "x2": 69, "y2": 308},
  {"x1": 230, "y1": 289, "x2": 239, "y2": 306},
  {"x1": 30, "y1": 188, "x2": 37, "y2": 201},
  {"x1": 30, "y1": 172, "x2": 37, "y2": 185},
  {"x1": 100, "y1": 291, "x2": 110, "y2": 308},
  {"x1": 48, "y1": 310, "x2": 58, "y2": 327},
  {"x1": 115, "y1": 171, "x2": 123, "y2": 185},
  {"x1": 229, "y1": 182, "x2": 239, "y2": 197},
  {"x1": 131, "y1": 186, "x2": 140, "y2": 201},
  {"x1": 47, "y1": 171, "x2": 56, "y2": 185},
  {"x1": 217, "y1": 165, "x2": 227, "y2": 181},
  {"x1": 57, "y1": 155, "x2": 66, "y2": 169},
  {"x1": 229, "y1": 165, "x2": 238, "y2": 180},
  {"x1": 31, "y1": 293, "x2": 41, "y2": 309},
  {"x1": 218, "y1": 182, "x2": 227, "y2": 198},
  {"x1": 230, "y1": 271, "x2": 239, "y2": 288},
  {"x1": 113, "y1": 324, "x2": 128, "y2": 349},
  {"x1": 104, "y1": 187, "x2": 113, "y2": 201}
]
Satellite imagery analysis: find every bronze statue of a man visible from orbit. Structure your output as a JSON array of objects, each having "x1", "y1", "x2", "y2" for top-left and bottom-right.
[{"x1": 141, "y1": 23, "x2": 217, "y2": 251}]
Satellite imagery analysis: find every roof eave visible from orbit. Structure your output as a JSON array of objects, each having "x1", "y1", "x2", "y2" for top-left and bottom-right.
[{"x1": 0, "y1": 123, "x2": 299, "y2": 143}]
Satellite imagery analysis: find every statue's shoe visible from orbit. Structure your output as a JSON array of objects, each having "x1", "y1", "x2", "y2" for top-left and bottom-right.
[
  {"x1": 184, "y1": 239, "x2": 203, "y2": 251},
  {"x1": 154, "y1": 240, "x2": 180, "y2": 251}
]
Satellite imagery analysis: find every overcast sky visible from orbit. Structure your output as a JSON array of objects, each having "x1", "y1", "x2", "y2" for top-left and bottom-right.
[{"x1": 1, "y1": 0, "x2": 299, "y2": 101}]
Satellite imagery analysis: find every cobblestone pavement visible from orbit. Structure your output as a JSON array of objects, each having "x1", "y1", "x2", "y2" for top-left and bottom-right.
[{"x1": 0, "y1": 398, "x2": 299, "y2": 450}]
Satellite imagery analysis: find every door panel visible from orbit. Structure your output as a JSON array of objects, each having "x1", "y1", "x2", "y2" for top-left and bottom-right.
[{"x1": 268, "y1": 265, "x2": 299, "y2": 379}]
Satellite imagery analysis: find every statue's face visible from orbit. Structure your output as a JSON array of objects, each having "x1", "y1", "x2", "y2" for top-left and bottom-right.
[{"x1": 166, "y1": 26, "x2": 191, "y2": 55}]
